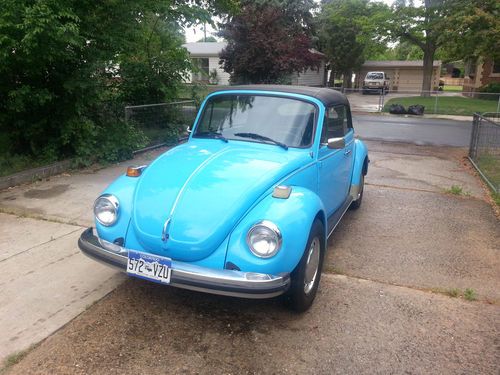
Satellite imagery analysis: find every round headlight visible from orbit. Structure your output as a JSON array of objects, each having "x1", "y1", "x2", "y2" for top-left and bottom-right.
[
  {"x1": 93, "y1": 194, "x2": 119, "y2": 226},
  {"x1": 246, "y1": 221, "x2": 282, "y2": 258}
]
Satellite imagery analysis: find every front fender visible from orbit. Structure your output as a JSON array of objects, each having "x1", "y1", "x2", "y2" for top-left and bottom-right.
[
  {"x1": 351, "y1": 139, "x2": 368, "y2": 186},
  {"x1": 225, "y1": 187, "x2": 326, "y2": 275}
]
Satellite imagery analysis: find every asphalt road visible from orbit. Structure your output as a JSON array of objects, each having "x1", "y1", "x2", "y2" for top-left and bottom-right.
[{"x1": 353, "y1": 114, "x2": 472, "y2": 147}]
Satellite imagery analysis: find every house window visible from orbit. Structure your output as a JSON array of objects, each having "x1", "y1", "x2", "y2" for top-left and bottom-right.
[
  {"x1": 192, "y1": 58, "x2": 209, "y2": 82},
  {"x1": 493, "y1": 61, "x2": 500, "y2": 74}
]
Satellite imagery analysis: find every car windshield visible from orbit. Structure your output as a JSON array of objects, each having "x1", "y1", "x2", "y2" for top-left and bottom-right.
[
  {"x1": 193, "y1": 94, "x2": 316, "y2": 148},
  {"x1": 366, "y1": 73, "x2": 383, "y2": 79}
]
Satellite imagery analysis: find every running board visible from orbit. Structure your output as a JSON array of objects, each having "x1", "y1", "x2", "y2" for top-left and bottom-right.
[{"x1": 326, "y1": 197, "x2": 353, "y2": 238}]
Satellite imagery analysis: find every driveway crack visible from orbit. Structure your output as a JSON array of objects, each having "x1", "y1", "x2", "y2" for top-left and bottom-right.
[
  {"x1": 322, "y1": 272, "x2": 499, "y2": 305},
  {"x1": 0, "y1": 227, "x2": 83, "y2": 264}
]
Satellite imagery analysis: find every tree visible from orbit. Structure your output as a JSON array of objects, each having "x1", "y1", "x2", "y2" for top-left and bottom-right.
[
  {"x1": 197, "y1": 36, "x2": 218, "y2": 42},
  {"x1": 219, "y1": 0, "x2": 321, "y2": 84},
  {"x1": 369, "y1": 41, "x2": 424, "y2": 61},
  {"x1": 386, "y1": 0, "x2": 493, "y2": 94},
  {"x1": 377, "y1": 0, "x2": 498, "y2": 91},
  {"x1": 0, "y1": 0, "x2": 237, "y2": 163},
  {"x1": 317, "y1": 0, "x2": 390, "y2": 88},
  {"x1": 439, "y1": 0, "x2": 499, "y2": 63}
]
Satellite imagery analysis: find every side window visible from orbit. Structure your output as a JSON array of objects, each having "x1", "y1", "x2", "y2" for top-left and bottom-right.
[{"x1": 321, "y1": 105, "x2": 351, "y2": 143}]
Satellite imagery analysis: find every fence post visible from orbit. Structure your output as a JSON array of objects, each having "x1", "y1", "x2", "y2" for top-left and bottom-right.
[
  {"x1": 496, "y1": 95, "x2": 500, "y2": 114},
  {"x1": 433, "y1": 91, "x2": 438, "y2": 114},
  {"x1": 469, "y1": 114, "x2": 478, "y2": 158}
]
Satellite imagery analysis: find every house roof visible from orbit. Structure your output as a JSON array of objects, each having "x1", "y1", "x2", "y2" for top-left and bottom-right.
[
  {"x1": 182, "y1": 42, "x2": 227, "y2": 56},
  {"x1": 362, "y1": 60, "x2": 442, "y2": 68},
  {"x1": 209, "y1": 85, "x2": 349, "y2": 107},
  {"x1": 183, "y1": 42, "x2": 327, "y2": 60}
]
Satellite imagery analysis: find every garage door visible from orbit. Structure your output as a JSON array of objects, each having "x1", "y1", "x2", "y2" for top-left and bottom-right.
[{"x1": 397, "y1": 69, "x2": 424, "y2": 92}]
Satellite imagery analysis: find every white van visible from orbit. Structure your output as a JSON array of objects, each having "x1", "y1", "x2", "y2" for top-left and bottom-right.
[{"x1": 362, "y1": 71, "x2": 390, "y2": 94}]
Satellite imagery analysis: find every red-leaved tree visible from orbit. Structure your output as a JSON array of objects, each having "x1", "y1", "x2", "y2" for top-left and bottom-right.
[{"x1": 219, "y1": 1, "x2": 321, "y2": 84}]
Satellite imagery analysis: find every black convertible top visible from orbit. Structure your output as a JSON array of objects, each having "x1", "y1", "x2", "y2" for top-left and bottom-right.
[{"x1": 210, "y1": 85, "x2": 349, "y2": 107}]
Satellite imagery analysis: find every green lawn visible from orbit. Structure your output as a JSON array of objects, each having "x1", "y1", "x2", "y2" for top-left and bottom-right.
[
  {"x1": 383, "y1": 95, "x2": 498, "y2": 116},
  {"x1": 476, "y1": 155, "x2": 500, "y2": 207},
  {"x1": 443, "y1": 85, "x2": 463, "y2": 92},
  {"x1": 477, "y1": 155, "x2": 500, "y2": 190}
]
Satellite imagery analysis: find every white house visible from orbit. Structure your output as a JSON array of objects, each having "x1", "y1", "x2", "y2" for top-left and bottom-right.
[
  {"x1": 182, "y1": 42, "x2": 326, "y2": 86},
  {"x1": 183, "y1": 42, "x2": 231, "y2": 85}
]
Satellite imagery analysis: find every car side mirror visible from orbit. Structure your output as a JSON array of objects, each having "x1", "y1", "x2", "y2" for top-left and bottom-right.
[{"x1": 327, "y1": 137, "x2": 345, "y2": 149}]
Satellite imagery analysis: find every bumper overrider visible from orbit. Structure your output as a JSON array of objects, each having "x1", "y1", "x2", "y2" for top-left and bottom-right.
[{"x1": 78, "y1": 228, "x2": 290, "y2": 299}]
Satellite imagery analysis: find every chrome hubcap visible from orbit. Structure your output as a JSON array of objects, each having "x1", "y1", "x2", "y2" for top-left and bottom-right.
[{"x1": 304, "y1": 237, "x2": 320, "y2": 294}]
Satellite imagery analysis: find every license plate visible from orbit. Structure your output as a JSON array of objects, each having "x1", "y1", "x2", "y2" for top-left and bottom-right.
[{"x1": 127, "y1": 250, "x2": 172, "y2": 284}]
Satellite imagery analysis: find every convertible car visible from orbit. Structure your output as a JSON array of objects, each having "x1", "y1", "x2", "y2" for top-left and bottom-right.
[{"x1": 78, "y1": 85, "x2": 369, "y2": 311}]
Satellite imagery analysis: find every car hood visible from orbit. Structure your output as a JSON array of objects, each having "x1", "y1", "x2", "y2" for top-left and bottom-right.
[{"x1": 130, "y1": 140, "x2": 310, "y2": 261}]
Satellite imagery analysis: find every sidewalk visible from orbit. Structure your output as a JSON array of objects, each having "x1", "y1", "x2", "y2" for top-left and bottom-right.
[
  {"x1": 347, "y1": 92, "x2": 474, "y2": 122},
  {"x1": 0, "y1": 147, "x2": 165, "y2": 361},
  {"x1": 352, "y1": 110, "x2": 473, "y2": 122}
]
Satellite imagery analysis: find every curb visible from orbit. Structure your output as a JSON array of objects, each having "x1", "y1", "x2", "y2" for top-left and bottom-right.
[
  {"x1": 351, "y1": 111, "x2": 473, "y2": 122},
  {"x1": 0, "y1": 160, "x2": 72, "y2": 190}
]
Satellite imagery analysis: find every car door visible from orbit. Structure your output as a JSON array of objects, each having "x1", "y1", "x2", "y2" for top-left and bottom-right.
[{"x1": 318, "y1": 105, "x2": 354, "y2": 217}]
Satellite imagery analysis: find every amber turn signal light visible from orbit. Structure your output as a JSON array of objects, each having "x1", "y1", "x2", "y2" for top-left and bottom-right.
[{"x1": 126, "y1": 165, "x2": 146, "y2": 177}]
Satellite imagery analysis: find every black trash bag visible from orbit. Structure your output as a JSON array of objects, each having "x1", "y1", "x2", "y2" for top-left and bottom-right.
[
  {"x1": 407, "y1": 104, "x2": 425, "y2": 115},
  {"x1": 389, "y1": 104, "x2": 406, "y2": 114}
]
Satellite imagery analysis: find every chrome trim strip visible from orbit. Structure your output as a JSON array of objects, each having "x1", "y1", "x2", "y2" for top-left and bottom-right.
[
  {"x1": 78, "y1": 228, "x2": 290, "y2": 299},
  {"x1": 161, "y1": 217, "x2": 171, "y2": 241},
  {"x1": 327, "y1": 197, "x2": 353, "y2": 239},
  {"x1": 168, "y1": 283, "x2": 285, "y2": 299}
]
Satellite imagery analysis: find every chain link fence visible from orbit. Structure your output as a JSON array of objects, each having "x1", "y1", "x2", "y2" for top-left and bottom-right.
[
  {"x1": 125, "y1": 100, "x2": 198, "y2": 150},
  {"x1": 469, "y1": 112, "x2": 500, "y2": 193}
]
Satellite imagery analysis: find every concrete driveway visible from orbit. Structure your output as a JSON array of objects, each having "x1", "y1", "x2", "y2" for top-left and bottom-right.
[
  {"x1": 345, "y1": 91, "x2": 413, "y2": 112},
  {"x1": 1, "y1": 140, "x2": 499, "y2": 374},
  {"x1": 0, "y1": 149, "x2": 165, "y2": 361}
]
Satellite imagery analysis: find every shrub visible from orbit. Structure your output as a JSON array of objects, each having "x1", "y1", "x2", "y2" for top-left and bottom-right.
[{"x1": 479, "y1": 83, "x2": 500, "y2": 100}]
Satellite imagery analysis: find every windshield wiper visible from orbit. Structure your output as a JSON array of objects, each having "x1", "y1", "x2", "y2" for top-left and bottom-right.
[
  {"x1": 195, "y1": 131, "x2": 228, "y2": 143},
  {"x1": 234, "y1": 132, "x2": 288, "y2": 150}
]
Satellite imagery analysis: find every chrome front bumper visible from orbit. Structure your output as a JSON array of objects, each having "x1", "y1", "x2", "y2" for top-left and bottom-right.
[{"x1": 78, "y1": 228, "x2": 290, "y2": 299}]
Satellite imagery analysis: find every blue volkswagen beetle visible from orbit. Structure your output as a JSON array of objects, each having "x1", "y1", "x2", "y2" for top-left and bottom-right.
[{"x1": 78, "y1": 85, "x2": 368, "y2": 311}]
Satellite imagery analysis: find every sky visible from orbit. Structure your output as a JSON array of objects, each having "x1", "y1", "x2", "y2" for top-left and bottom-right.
[{"x1": 184, "y1": 0, "x2": 396, "y2": 43}]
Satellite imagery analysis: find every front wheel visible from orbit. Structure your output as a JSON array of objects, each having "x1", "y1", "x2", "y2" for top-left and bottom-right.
[{"x1": 286, "y1": 219, "x2": 325, "y2": 312}]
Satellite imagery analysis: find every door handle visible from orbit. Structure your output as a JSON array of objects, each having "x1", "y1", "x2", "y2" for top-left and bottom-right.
[{"x1": 344, "y1": 149, "x2": 352, "y2": 156}]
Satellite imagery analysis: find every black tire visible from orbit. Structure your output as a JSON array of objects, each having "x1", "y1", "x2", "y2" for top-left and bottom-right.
[
  {"x1": 286, "y1": 219, "x2": 325, "y2": 312},
  {"x1": 350, "y1": 174, "x2": 364, "y2": 210}
]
